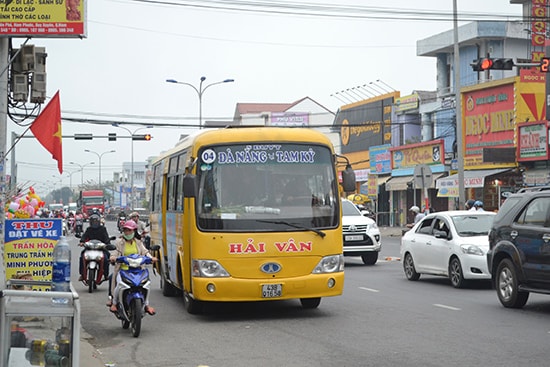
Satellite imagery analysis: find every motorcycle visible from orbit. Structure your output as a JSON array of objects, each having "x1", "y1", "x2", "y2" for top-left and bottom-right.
[
  {"x1": 117, "y1": 216, "x2": 126, "y2": 233},
  {"x1": 67, "y1": 217, "x2": 76, "y2": 234},
  {"x1": 111, "y1": 246, "x2": 159, "y2": 338},
  {"x1": 74, "y1": 216, "x2": 84, "y2": 237},
  {"x1": 79, "y1": 237, "x2": 116, "y2": 293}
]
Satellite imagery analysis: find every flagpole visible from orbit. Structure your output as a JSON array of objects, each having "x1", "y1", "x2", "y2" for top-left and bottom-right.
[
  {"x1": 5, "y1": 124, "x2": 32, "y2": 158},
  {"x1": 0, "y1": 37, "x2": 8, "y2": 289}
]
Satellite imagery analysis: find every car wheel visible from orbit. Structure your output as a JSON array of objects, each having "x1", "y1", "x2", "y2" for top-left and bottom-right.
[
  {"x1": 449, "y1": 257, "x2": 466, "y2": 288},
  {"x1": 496, "y1": 258, "x2": 529, "y2": 308},
  {"x1": 403, "y1": 253, "x2": 420, "y2": 281},
  {"x1": 361, "y1": 252, "x2": 378, "y2": 265}
]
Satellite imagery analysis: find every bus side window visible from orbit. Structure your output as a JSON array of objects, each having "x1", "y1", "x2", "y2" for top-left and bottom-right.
[{"x1": 176, "y1": 174, "x2": 184, "y2": 211}]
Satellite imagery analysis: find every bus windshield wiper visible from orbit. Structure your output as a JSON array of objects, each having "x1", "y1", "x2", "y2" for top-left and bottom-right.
[{"x1": 256, "y1": 220, "x2": 326, "y2": 238}]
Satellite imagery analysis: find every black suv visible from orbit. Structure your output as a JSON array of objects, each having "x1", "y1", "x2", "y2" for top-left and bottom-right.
[{"x1": 487, "y1": 187, "x2": 550, "y2": 308}]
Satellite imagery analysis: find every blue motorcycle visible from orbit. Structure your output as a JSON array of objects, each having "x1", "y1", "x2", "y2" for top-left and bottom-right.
[{"x1": 112, "y1": 248, "x2": 158, "y2": 337}]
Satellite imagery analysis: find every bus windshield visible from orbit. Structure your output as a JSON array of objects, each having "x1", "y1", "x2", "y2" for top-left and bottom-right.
[{"x1": 197, "y1": 143, "x2": 339, "y2": 232}]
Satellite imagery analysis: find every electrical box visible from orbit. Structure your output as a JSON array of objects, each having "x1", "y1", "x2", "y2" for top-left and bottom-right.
[
  {"x1": 11, "y1": 74, "x2": 28, "y2": 102},
  {"x1": 21, "y1": 45, "x2": 35, "y2": 72},
  {"x1": 30, "y1": 72, "x2": 47, "y2": 104},
  {"x1": 34, "y1": 46, "x2": 47, "y2": 73}
]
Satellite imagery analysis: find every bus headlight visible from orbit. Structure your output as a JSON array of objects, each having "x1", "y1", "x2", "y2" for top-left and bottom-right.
[
  {"x1": 312, "y1": 254, "x2": 344, "y2": 274},
  {"x1": 192, "y1": 259, "x2": 230, "y2": 277}
]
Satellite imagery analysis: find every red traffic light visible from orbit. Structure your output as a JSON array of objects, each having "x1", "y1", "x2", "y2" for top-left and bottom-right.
[
  {"x1": 480, "y1": 58, "x2": 493, "y2": 70},
  {"x1": 132, "y1": 134, "x2": 153, "y2": 141}
]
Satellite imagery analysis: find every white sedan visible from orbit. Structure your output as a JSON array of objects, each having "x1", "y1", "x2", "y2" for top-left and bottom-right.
[{"x1": 400, "y1": 210, "x2": 496, "y2": 288}]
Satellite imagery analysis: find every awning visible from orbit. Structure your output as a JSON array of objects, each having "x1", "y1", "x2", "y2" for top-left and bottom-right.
[
  {"x1": 386, "y1": 176, "x2": 412, "y2": 191},
  {"x1": 386, "y1": 173, "x2": 445, "y2": 191},
  {"x1": 359, "y1": 175, "x2": 391, "y2": 188},
  {"x1": 436, "y1": 168, "x2": 512, "y2": 189}
]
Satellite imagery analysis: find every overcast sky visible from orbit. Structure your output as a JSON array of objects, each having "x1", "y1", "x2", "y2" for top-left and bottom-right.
[{"x1": 9, "y1": 0, "x2": 523, "y2": 195}]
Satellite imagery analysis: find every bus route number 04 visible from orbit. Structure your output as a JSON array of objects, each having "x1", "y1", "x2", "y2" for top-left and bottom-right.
[{"x1": 541, "y1": 58, "x2": 550, "y2": 73}]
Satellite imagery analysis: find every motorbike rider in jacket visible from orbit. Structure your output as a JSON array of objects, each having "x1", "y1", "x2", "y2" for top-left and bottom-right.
[
  {"x1": 78, "y1": 213, "x2": 111, "y2": 281},
  {"x1": 108, "y1": 219, "x2": 157, "y2": 315}
]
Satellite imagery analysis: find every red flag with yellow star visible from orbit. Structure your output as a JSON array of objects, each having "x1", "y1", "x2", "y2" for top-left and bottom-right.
[{"x1": 30, "y1": 91, "x2": 63, "y2": 174}]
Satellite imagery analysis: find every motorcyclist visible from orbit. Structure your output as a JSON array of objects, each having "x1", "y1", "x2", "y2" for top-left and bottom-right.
[
  {"x1": 117, "y1": 210, "x2": 127, "y2": 232},
  {"x1": 129, "y1": 211, "x2": 148, "y2": 240},
  {"x1": 78, "y1": 213, "x2": 111, "y2": 282},
  {"x1": 108, "y1": 220, "x2": 157, "y2": 315}
]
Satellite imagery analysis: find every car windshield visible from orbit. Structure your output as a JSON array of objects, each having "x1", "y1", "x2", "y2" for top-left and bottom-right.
[
  {"x1": 342, "y1": 200, "x2": 361, "y2": 216},
  {"x1": 196, "y1": 143, "x2": 339, "y2": 232},
  {"x1": 451, "y1": 214, "x2": 495, "y2": 236}
]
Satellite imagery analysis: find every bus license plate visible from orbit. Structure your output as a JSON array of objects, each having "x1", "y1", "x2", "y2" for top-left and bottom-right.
[
  {"x1": 345, "y1": 235, "x2": 363, "y2": 241},
  {"x1": 262, "y1": 284, "x2": 282, "y2": 298}
]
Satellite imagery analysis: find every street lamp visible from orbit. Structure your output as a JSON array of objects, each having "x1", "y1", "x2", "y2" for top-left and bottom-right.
[
  {"x1": 84, "y1": 149, "x2": 116, "y2": 187},
  {"x1": 69, "y1": 161, "x2": 95, "y2": 187},
  {"x1": 112, "y1": 124, "x2": 153, "y2": 209},
  {"x1": 166, "y1": 76, "x2": 234, "y2": 129}
]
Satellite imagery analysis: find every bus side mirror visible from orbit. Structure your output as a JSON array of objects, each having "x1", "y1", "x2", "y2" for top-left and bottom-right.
[
  {"x1": 341, "y1": 165, "x2": 356, "y2": 193},
  {"x1": 183, "y1": 174, "x2": 198, "y2": 198}
]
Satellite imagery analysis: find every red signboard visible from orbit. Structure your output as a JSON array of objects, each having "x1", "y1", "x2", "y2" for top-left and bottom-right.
[{"x1": 462, "y1": 83, "x2": 515, "y2": 168}]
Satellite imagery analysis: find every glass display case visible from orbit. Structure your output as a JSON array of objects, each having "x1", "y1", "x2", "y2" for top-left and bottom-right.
[{"x1": 0, "y1": 282, "x2": 80, "y2": 367}]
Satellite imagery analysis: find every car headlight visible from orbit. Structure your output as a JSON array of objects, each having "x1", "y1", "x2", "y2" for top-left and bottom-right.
[
  {"x1": 192, "y1": 259, "x2": 230, "y2": 277},
  {"x1": 312, "y1": 254, "x2": 344, "y2": 274},
  {"x1": 460, "y1": 244, "x2": 484, "y2": 256}
]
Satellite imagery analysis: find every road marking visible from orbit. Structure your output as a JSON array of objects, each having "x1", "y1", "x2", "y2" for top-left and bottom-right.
[
  {"x1": 433, "y1": 303, "x2": 461, "y2": 311},
  {"x1": 359, "y1": 287, "x2": 380, "y2": 292}
]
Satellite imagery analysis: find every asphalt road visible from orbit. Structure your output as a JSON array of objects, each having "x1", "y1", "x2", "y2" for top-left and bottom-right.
[{"x1": 76, "y1": 224, "x2": 550, "y2": 367}]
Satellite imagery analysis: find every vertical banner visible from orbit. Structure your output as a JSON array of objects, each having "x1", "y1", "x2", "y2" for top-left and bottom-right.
[{"x1": 3, "y1": 218, "x2": 62, "y2": 291}]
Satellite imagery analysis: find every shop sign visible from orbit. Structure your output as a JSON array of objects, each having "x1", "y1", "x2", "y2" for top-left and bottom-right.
[
  {"x1": 463, "y1": 83, "x2": 515, "y2": 168},
  {"x1": 394, "y1": 94, "x2": 419, "y2": 113},
  {"x1": 369, "y1": 144, "x2": 391, "y2": 174},
  {"x1": 390, "y1": 139, "x2": 444, "y2": 170},
  {"x1": 3, "y1": 218, "x2": 62, "y2": 291},
  {"x1": 517, "y1": 121, "x2": 548, "y2": 161}
]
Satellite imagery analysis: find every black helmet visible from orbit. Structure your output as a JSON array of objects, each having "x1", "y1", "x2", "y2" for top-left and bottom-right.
[
  {"x1": 465, "y1": 199, "x2": 475, "y2": 209},
  {"x1": 89, "y1": 214, "x2": 101, "y2": 228}
]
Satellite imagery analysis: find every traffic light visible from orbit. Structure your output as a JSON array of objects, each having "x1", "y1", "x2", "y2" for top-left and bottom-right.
[
  {"x1": 132, "y1": 134, "x2": 152, "y2": 141},
  {"x1": 471, "y1": 58, "x2": 514, "y2": 71}
]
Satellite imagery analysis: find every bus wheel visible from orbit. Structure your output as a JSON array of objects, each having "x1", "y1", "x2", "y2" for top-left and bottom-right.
[
  {"x1": 183, "y1": 292, "x2": 204, "y2": 314},
  {"x1": 300, "y1": 297, "x2": 321, "y2": 309},
  {"x1": 161, "y1": 275, "x2": 179, "y2": 297}
]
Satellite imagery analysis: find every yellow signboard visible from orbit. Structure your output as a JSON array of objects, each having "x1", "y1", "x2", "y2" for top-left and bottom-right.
[{"x1": 0, "y1": 0, "x2": 86, "y2": 37}]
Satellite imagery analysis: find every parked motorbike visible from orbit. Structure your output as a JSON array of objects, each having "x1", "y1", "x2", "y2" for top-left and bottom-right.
[
  {"x1": 111, "y1": 246, "x2": 159, "y2": 338},
  {"x1": 74, "y1": 216, "x2": 84, "y2": 237},
  {"x1": 79, "y1": 237, "x2": 116, "y2": 293}
]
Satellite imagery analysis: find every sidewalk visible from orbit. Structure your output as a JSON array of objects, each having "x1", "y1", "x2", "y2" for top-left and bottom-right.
[
  {"x1": 80, "y1": 330, "x2": 106, "y2": 367},
  {"x1": 378, "y1": 226, "x2": 407, "y2": 237}
]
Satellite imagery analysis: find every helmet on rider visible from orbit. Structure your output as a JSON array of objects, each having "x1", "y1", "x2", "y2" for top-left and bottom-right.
[
  {"x1": 122, "y1": 219, "x2": 138, "y2": 231},
  {"x1": 130, "y1": 211, "x2": 140, "y2": 219},
  {"x1": 89, "y1": 214, "x2": 101, "y2": 228},
  {"x1": 409, "y1": 205, "x2": 420, "y2": 213}
]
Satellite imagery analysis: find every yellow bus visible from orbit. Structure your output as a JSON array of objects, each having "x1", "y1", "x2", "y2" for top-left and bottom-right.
[{"x1": 149, "y1": 127, "x2": 355, "y2": 314}]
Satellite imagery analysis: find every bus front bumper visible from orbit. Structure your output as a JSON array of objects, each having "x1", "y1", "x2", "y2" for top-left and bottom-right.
[{"x1": 190, "y1": 272, "x2": 344, "y2": 302}]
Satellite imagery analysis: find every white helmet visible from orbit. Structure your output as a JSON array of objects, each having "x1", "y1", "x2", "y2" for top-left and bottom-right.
[{"x1": 409, "y1": 205, "x2": 420, "y2": 213}]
